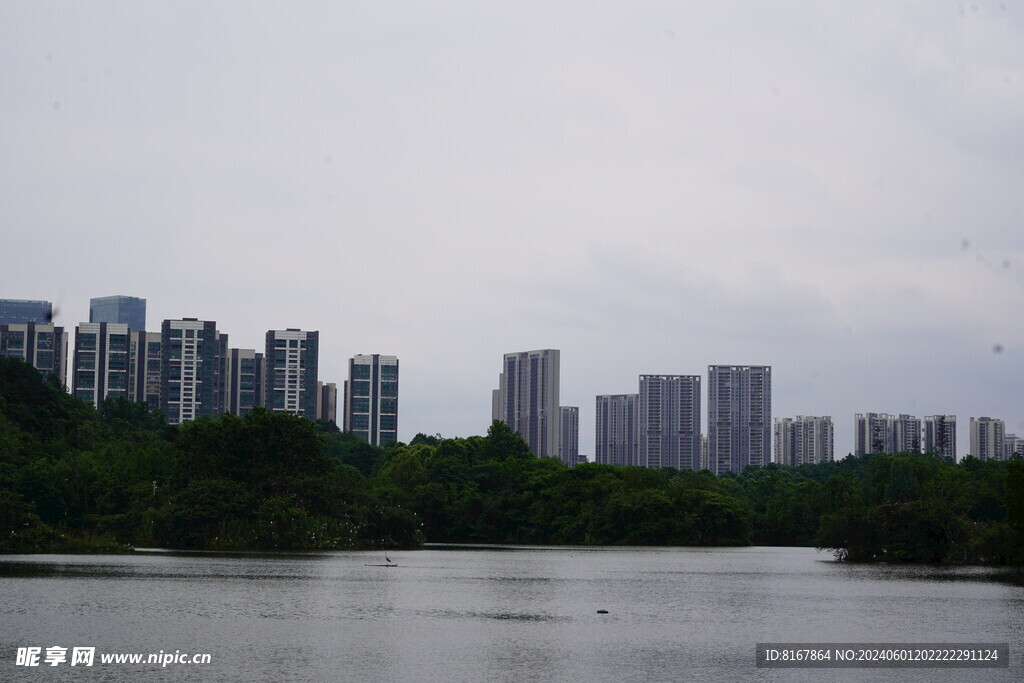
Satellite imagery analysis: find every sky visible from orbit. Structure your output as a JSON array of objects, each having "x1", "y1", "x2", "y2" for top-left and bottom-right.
[{"x1": 2, "y1": 1, "x2": 1022, "y2": 458}]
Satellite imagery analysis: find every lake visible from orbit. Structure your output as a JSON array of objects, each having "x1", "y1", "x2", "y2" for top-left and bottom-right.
[{"x1": 1, "y1": 545, "x2": 1021, "y2": 681}]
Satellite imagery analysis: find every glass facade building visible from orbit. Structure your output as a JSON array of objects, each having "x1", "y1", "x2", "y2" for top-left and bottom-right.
[
  {"x1": 90, "y1": 296, "x2": 146, "y2": 331},
  {"x1": 0, "y1": 299, "x2": 52, "y2": 324}
]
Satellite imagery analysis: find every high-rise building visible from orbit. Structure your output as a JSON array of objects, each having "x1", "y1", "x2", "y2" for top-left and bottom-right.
[
  {"x1": 970, "y1": 417, "x2": 1006, "y2": 461},
  {"x1": 72, "y1": 322, "x2": 131, "y2": 408},
  {"x1": 595, "y1": 394, "x2": 638, "y2": 466},
  {"x1": 160, "y1": 318, "x2": 228, "y2": 425},
  {"x1": 133, "y1": 331, "x2": 162, "y2": 410},
  {"x1": 708, "y1": 365, "x2": 771, "y2": 474},
  {"x1": 344, "y1": 354, "x2": 399, "y2": 445},
  {"x1": 0, "y1": 299, "x2": 53, "y2": 324},
  {"x1": 923, "y1": 415, "x2": 957, "y2": 459},
  {"x1": 774, "y1": 416, "x2": 834, "y2": 466},
  {"x1": 855, "y1": 413, "x2": 921, "y2": 455},
  {"x1": 0, "y1": 322, "x2": 68, "y2": 385},
  {"x1": 638, "y1": 375, "x2": 702, "y2": 470},
  {"x1": 89, "y1": 295, "x2": 146, "y2": 331},
  {"x1": 492, "y1": 349, "x2": 560, "y2": 458},
  {"x1": 559, "y1": 406, "x2": 579, "y2": 465},
  {"x1": 1005, "y1": 434, "x2": 1024, "y2": 460},
  {"x1": 892, "y1": 414, "x2": 922, "y2": 453},
  {"x1": 227, "y1": 348, "x2": 264, "y2": 416},
  {"x1": 316, "y1": 381, "x2": 338, "y2": 424},
  {"x1": 854, "y1": 412, "x2": 891, "y2": 456},
  {"x1": 264, "y1": 329, "x2": 319, "y2": 418}
]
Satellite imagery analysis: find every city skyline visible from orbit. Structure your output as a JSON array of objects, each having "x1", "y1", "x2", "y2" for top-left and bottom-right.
[
  {"x1": 3, "y1": 295, "x2": 1022, "y2": 459},
  {"x1": 3, "y1": 3, "x2": 1022, "y2": 459}
]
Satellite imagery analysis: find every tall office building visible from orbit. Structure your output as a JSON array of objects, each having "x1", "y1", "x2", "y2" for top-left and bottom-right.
[
  {"x1": 265, "y1": 329, "x2": 319, "y2": 418},
  {"x1": 89, "y1": 296, "x2": 146, "y2": 331},
  {"x1": 923, "y1": 415, "x2": 957, "y2": 459},
  {"x1": 0, "y1": 322, "x2": 68, "y2": 385},
  {"x1": 160, "y1": 318, "x2": 228, "y2": 425},
  {"x1": 970, "y1": 417, "x2": 1006, "y2": 461},
  {"x1": 774, "y1": 416, "x2": 834, "y2": 467},
  {"x1": 595, "y1": 394, "x2": 639, "y2": 466},
  {"x1": 344, "y1": 354, "x2": 399, "y2": 445},
  {"x1": 72, "y1": 322, "x2": 131, "y2": 407},
  {"x1": 639, "y1": 375, "x2": 702, "y2": 471},
  {"x1": 227, "y1": 348, "x2": 264, "y2": 416},
  {"x1": 316, "y1": 381, "x2": 338, "y2": 424},
  {"x1": 708, "y1": 365, "x2": 771, "y2": 474},
  {"x1": 0, "y1": 299, "x2": 52, "y2": 324},
  {"x1": 492, "y1": 349, "x2": 560, "y2": 458},
  {"x1": 559, "y1": 406, "x2": 579, "y2": 465}
]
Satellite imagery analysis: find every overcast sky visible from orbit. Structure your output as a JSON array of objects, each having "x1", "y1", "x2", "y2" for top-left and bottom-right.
[{"x1": 3, "y1": 2, "x2": 1022, "y2": 458}]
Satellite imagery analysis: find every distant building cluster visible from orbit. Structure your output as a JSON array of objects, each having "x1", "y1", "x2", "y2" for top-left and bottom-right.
[
  {"x1": 4, "y1": 301, "x2": 1021, "y2": 463},
  {"x1": 0, "y1": 297, "x2": 398, "y2": 445},
  {"x1": 594, "y1": 365, "x2": 771, "y2": 475},
  {"x1": 775, "y1": 416, "x2": 834, "y2": 467},
  {"x1": 493, "y1": 347, "x2": 1020, "y2": 470}
]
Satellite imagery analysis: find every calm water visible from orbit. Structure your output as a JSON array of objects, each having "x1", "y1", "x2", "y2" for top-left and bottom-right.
[{"x1": 0, "y1": 546, "x2": 1021, "y2": 682}]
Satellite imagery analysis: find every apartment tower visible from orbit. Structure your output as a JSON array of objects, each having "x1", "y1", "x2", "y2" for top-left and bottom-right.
[
  {"x1": 0, "y1": 322, "x2": 68, "y2": 386},
  {"x1": 774, "y1": 415, "x2": 834, "y2": 467},
  {"x1": 227, "y1": 348, "x2": 265, "y2": 416},
  {"x1": 159, "y1": 318, "x2": 228, "y2": 425},
  {"x1": 72, "y1": 322, "x2": 131, "y2": 408},
  {"x1": 344, "y1": 354, "x2": 399, "y2": 446},
  {"x1": 708, "y1": 365, "x2": 771, "y2": 474},
  {"x1": 492, "y1": 349, "x2": 560, "y2": 458},
  {"x1": 923, "y1": 415, "x2": 957, "y2": 460},
  {"x1": 970, "y1": 417, "x2": 1006, "y2": 461},
  {"x1": 265, "y1": 329, "x2": 319, "y2": 418},
  {"x1": 638, "y1": 375, "x2": 702, "y2": 470},
  {"x1": 559, "y1": 406, "x2": 579, "y2": 465},
  {"x1": 595, "y1": 394, "x2": 639, "y2": 466}
]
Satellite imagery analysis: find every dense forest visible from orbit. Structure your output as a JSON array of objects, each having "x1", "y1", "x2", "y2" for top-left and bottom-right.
[{"x1": 1, "y1": 357, "x2": 1021, "y2": 564}]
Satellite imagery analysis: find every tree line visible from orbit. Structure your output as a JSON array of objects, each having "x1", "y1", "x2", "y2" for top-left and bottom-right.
[{"x1": 1, "y1": 357, "x2": 1021, "y2": 563}]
